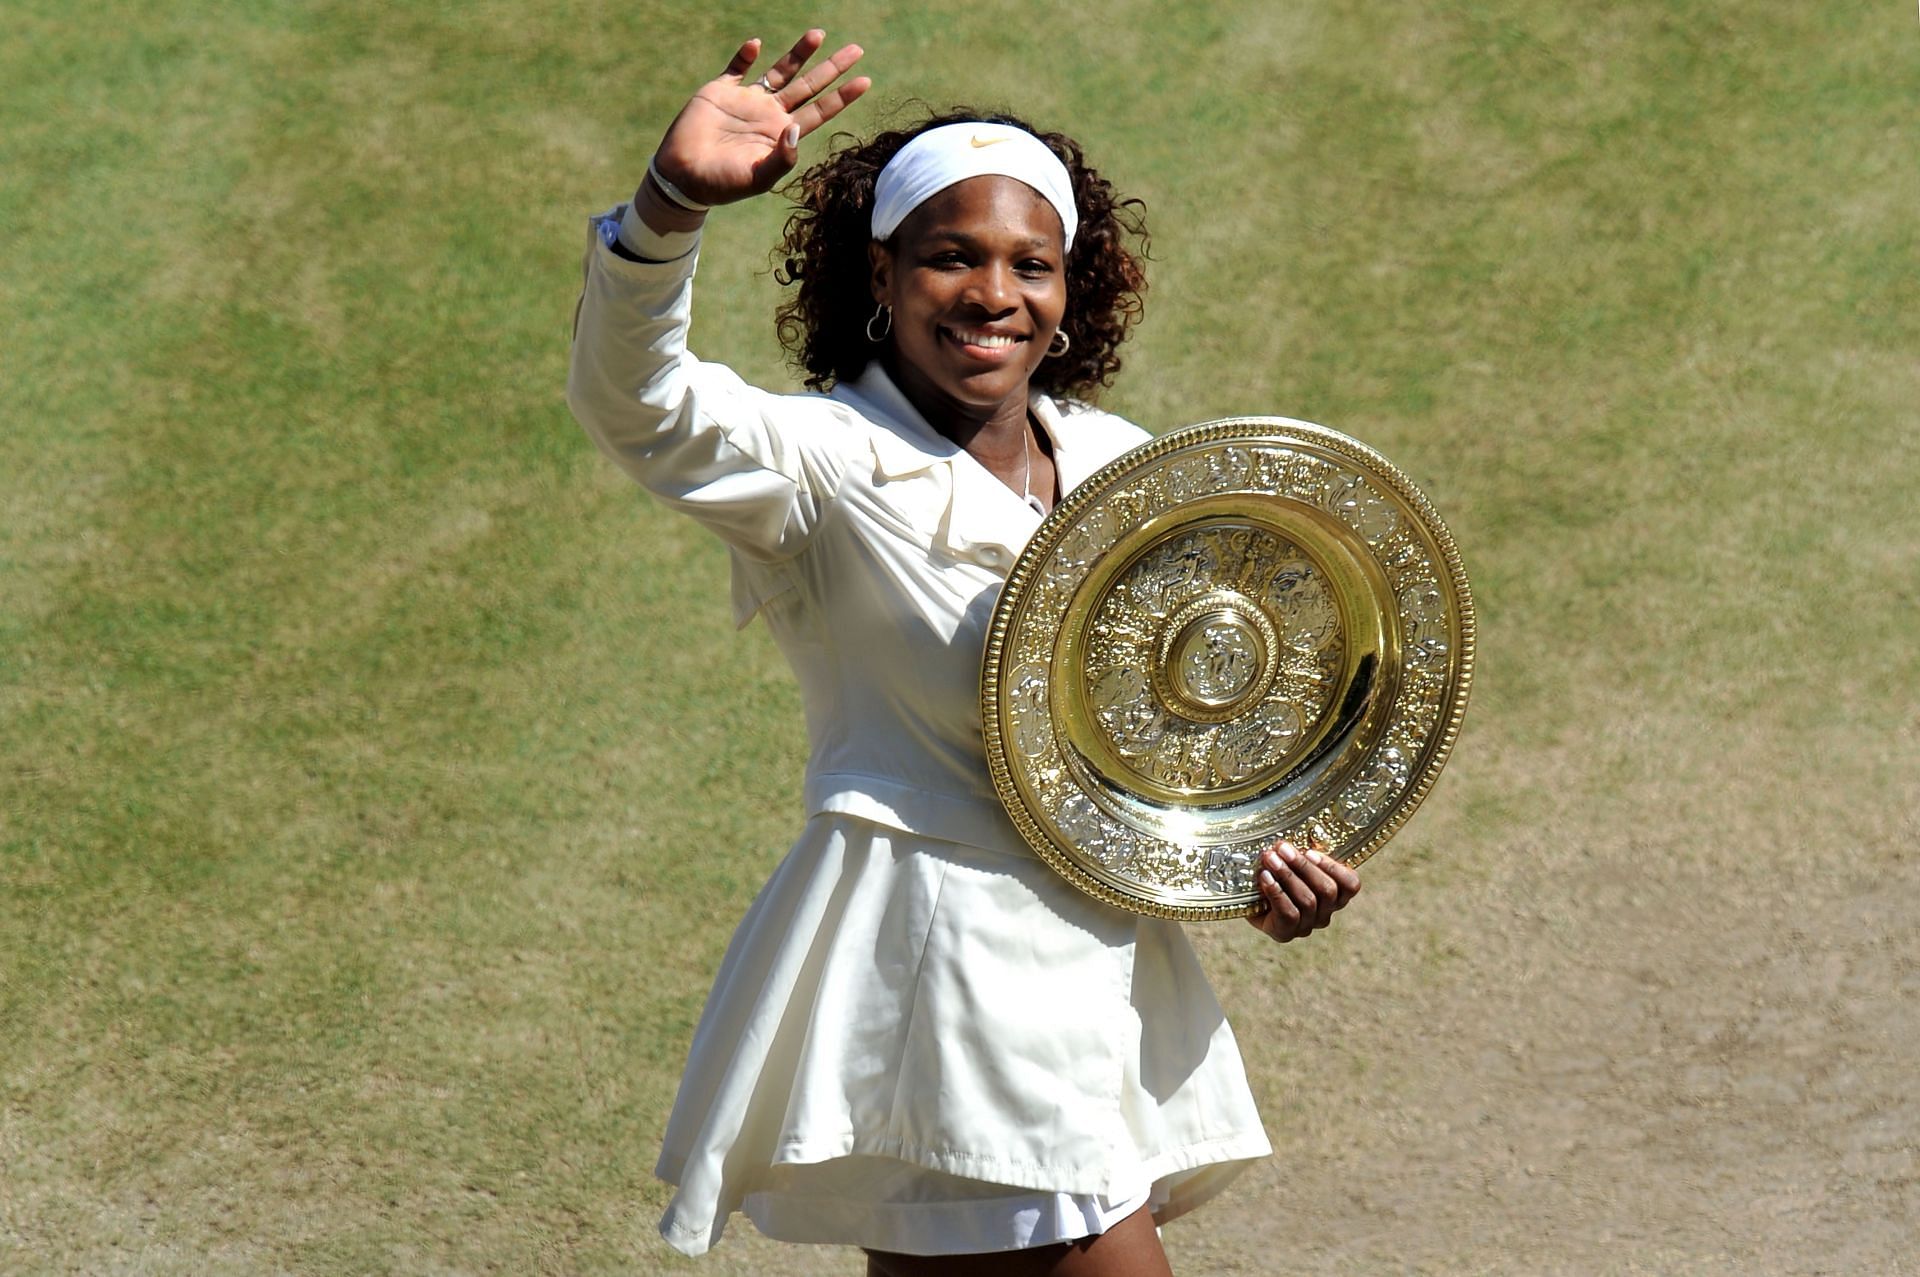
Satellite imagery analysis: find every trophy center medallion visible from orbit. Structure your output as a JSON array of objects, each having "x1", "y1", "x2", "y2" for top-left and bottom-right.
[
  {"x1": 1153, "y1": 593, "x2": 1279, "y2": 724},
  {"x1": 1173, "y1": 615, "x2": 1261, "y2": 704}
]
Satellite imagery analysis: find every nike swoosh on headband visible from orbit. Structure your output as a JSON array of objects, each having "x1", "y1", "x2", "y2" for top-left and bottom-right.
[{"x1": 969, "y1": 135, "x2": 1011, "y2": 147}]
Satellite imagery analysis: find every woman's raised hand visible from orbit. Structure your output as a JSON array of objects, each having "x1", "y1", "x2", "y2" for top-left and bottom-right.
[
  {"x1": 1247, "y1": 836, "x2": 1361, "y2": 944},
  {"x1": 652, "y1": 30, "x2": 870, "y2": 207}
]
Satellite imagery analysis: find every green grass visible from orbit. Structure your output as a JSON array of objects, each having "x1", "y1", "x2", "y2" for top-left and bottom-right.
[{"x1": 4, "y1": 1, "x2": 1917, "y2": 1272}]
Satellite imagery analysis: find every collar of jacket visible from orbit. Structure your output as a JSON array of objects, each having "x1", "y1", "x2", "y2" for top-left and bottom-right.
[{"x1": 832, "y1": 363, "x2": 1073, "y2": 573}]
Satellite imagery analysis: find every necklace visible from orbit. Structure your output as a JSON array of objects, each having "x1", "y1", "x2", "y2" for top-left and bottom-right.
[{"x1": 1020, "y1": 419, "x2": 1046, "y2": 516}]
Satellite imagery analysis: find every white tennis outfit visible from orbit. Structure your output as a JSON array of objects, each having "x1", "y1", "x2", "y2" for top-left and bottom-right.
[{"x1": 567, "y1": 207, "x2": 1271, "y2": 1258}]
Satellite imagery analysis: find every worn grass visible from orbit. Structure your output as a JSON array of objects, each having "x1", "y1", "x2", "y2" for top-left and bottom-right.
[{"x1": 3, "y1": 1, "x2": 1916, "y2": 1273}]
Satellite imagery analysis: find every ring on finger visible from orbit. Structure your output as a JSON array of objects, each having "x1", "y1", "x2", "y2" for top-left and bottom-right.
[{"x1": 752, "y1": 74, "x2": 780, "y2": 92}]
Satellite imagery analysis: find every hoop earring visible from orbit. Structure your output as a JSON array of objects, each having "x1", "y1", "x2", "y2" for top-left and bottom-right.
[
  {"x1": 866, "y1": 303, "x2": 892, "y2": 343},
  {"x1": 1046, "y1": 329, "x2": 1071, "y2": 358}
]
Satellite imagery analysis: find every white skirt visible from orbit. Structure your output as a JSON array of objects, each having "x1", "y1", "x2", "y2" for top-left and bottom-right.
[{"x1": 655, "y1": 814, "x2": 1271, "y2": 1257}]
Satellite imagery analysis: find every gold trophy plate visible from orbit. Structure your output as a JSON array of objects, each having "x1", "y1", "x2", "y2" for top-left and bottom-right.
[{"x1": 981, "y1": 418, "x2": 1475, "y2": 920}]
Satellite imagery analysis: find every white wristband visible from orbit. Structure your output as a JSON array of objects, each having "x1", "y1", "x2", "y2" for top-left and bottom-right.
[
  {"x1": 647, "y1": 157, "x2": 710, "y2": 213},
  {"x1": 617, "y1": 202, "x2": 699, "y2": 261}
]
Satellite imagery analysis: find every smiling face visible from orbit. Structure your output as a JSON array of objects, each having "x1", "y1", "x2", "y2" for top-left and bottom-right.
[{"x1": 868, "y1": 174, "x2": 1069, "y2": 438}]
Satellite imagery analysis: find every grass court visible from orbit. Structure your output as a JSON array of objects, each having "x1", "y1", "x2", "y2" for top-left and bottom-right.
[{"x1": 4, "y1": 2, "x2": 1916, "y2": 1271}]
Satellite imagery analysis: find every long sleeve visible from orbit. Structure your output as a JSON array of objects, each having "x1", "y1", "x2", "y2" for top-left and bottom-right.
[{"x1": 565, "y1": 208, "x2": 856, "y2": 564}]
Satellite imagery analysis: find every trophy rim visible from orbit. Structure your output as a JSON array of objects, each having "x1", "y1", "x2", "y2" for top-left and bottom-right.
[{"x1": 980, "y1": 416, "x2": 1477, "y2": 921}]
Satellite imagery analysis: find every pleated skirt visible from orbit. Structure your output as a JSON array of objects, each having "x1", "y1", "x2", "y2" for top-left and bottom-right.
[{"x1": 655, "y1": 814, "x2": 1271, "y2": 1257}]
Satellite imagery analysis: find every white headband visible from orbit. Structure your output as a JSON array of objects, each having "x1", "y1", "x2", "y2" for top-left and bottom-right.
[{"x1": 869, "y1": 122, "x2": 1078, "y2": 251}]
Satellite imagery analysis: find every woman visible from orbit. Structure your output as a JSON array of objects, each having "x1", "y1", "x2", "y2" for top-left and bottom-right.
[{"x1": 566, "y1": 30, "x2": 1361, "y2": 1275}]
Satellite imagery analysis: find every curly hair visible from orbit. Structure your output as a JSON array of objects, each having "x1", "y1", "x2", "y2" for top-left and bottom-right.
[{"x1": 773, "y1": 107, "x2": 1150, "y2": 402}]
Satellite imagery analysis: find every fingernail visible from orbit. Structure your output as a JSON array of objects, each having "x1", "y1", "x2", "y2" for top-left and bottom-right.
[
  {"x1": 1306, "y1": 848, "x2": 1324, "y2": 865},
  {"x1": 785, "y1": 124, "x2": 800, "y2": 147},
  {"x1": 1277, "y1": 841, "x2": 1298, "y2": 862},
  {"x1": 1257, "y1": 869, "x2": 1276, "y2": 890}
]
